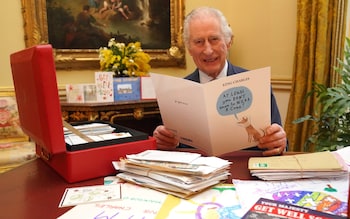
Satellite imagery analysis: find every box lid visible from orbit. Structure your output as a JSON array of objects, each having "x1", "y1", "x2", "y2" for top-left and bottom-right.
[{"x1": 10, "y1": 44, "x2": 66, "y2": 155}]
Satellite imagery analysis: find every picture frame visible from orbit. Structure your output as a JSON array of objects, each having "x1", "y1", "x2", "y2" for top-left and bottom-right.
[
  {"x1": 21, "y1": 0, "x2": 186, "y2": 70},
  {"x1": 0, "y1": 91, "x2": 29, "y2": 143}
]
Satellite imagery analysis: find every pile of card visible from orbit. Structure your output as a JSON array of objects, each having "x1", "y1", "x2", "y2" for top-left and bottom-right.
[
  {"x1": 64, "y1": 122, "x2": 132, "y2": 146},
  {"x1": 63, "y1": 123, "x2": 116, "y2": 136},
  {"x1": 248, "y1": 151, "x2": 348, "y2": 180},
  {"x1": 113, "y1": 150, "x2": 231, "y2": 198}
]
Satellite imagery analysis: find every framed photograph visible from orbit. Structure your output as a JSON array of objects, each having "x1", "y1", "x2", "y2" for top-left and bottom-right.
[
  {"x1": 0, "y1": 91, "x2": 29, "y2": 143},
  {"x1": 21, "y1": 0, "x2": 185, "y2": 70}
]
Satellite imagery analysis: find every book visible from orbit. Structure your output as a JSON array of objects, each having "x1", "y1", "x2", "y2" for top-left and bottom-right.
[
  {"x1": 242, "y1": 197, "x2": 346, "y2": 219},
  {"x1": 248, "y1": 151, "x2": 348, "y2": 180},
  {"x1": 150, "y1": 67, "x2": 271, "y2": 156}
]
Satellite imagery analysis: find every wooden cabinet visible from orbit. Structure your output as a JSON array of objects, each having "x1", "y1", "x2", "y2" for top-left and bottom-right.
[{"x1": 60, "y1": 100, "x2": 162, "y2": 136}]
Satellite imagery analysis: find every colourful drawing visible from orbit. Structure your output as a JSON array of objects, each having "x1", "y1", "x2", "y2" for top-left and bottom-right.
[
  {"x1": 272, "y1": 190, "x2": 347, "y2": 216},
  {"x1": 58, "y1": 183, "x2": 168, "y2": 219},
  {"x1": 0, "y1": 94, "x2": 28, "y2": 142},
  {"x1": 233, "y1": 177, "x2": 349, "y2": 218},
  {"x1": 156, "y1": 184, "x2": 245, "y2": 219},
  {"x1": 59, "y1": 184, "x2": 122, "y2": 207}
]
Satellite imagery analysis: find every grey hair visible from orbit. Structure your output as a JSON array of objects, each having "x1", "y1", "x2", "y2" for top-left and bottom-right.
[{"x1": 182, "y1": 7, "x2": 233, "y2": 47}]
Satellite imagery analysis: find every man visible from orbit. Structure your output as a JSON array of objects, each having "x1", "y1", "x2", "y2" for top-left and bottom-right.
[{"x1": 153, "y1": 7, "x2": 287, "y2": 156}]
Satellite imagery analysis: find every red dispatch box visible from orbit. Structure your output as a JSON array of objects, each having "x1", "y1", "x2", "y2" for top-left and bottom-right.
[{"x1": 10, "y1": 44, "x2": 156, "y2": 183}]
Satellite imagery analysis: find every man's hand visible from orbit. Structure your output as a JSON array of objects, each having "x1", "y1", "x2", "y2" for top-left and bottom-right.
[
  {"x1": 258, "y1": 123, "x2": 287, "y2": 156},
  {"x1": 153, "y1": 125, "x2": 179, "y2": 150}
]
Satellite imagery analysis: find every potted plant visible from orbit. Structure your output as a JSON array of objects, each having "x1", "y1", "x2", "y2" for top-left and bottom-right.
[
  {"x1": 99, "y1": 38, "x2": 151, "y2": 77},
  {"x1": 293, "y1": 38, "x2": 350, "y2": 152},
  {"x1": 98, "y1": 38, "x2": 151, "y2": 101}
]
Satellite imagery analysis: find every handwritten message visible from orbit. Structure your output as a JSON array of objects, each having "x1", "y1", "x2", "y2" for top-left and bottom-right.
[
  {"x1": 216, "y1": 86, "x2": 253, "y2": 119},
  {"x1": 58, "y1": 183, "x2": 167, "y2": 219}
]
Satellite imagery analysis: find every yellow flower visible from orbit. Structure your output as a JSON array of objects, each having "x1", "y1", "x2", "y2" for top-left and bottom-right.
[{"x1": 99, "y1": 38, "x2": 151, "y2": 77}]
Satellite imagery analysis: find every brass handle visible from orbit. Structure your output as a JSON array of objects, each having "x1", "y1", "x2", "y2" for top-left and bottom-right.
[{"x1": 133, "y1": 108, "x2": 144, "y2": 120}]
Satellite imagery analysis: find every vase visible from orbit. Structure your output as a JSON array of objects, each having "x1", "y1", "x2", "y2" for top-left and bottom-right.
[{"x1": 113, "y1": 77, "x2": 141, "y2": 101}]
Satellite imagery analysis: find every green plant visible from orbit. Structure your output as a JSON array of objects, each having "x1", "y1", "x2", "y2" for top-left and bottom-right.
[
  {"x1": 99, "y1": 38, "x2": 151, "y2": 77},
  {"x1": 293, "y1": 38, "x2": 350, "y2": 152}
]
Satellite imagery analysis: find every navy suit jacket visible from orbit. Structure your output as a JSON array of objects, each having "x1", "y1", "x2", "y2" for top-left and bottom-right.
[{"x1": 178, "y1": 61, "x2": 283, "y2": 150}]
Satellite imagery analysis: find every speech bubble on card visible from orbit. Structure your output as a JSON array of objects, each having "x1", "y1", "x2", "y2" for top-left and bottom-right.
[{"x1": 216, "y1": 86, "x2": 253, "y2": 119}]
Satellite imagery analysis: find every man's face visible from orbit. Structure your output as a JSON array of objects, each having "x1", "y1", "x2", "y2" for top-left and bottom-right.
[{"x1": 187, "y1": 17, "x2": 231, "y2": 78}]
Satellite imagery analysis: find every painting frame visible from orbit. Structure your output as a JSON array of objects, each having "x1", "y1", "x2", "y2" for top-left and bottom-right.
[
  {"x1": 0, "y1": 91, "x2": 29, "y2": 144},
  {"x1": 21, "y1": 0, "x2": 186, "y2": 70}
]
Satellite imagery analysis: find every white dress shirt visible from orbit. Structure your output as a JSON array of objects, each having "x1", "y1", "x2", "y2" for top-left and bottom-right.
[{"x1": 198, "y1": 61, "x2": 228, "y2": 83}]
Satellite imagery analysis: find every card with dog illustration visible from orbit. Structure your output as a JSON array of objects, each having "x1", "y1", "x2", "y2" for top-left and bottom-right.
[{"x1": 150, "y1": 67, "x2": 271, "y2": 156}]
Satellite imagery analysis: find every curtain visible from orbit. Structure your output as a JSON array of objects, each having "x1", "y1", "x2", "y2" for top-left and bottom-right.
[{"x1": 284, "y1": 0, "x2": 347, "y2": 152}]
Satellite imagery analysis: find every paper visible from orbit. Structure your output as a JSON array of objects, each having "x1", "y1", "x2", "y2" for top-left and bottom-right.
[
  {"x1": 233, "y1": 176, "x2": 349, "y2": 217},
  {"x1": 126, "y1": 149, "x2": 201, "y2": 163},
  {"x1": 63, "y1": 122, "x2": 132, "y2": 146},
  {"x1": 95, "y1": 71, "x2": 114, "y2": 102},
  {"x1": 59, "y1": 184, "x2": 121, "y2": 207},
  {"x1": 115, "y1": 150, "x2": 231, "y2": 198},
  {"x1": 155, "y1": 184, "x2": 245, "y2": 219},
  {"x1": 65, "y1": 132, "x2": 132, "y2": 145},
  {"x1": 334, "y1": 146, "x2": 350, "y2": 167},
  {"x1": 248, "y1": 151, "x2": 348, "y2": 180},
  {"x1": 66, "y1": 84, "x2": 97, "y2": 103},
  {"x1": 249, "y1": 151, "x2": 343, "y2": 171},
  {"x1": 150, "y1": 67, "x2": 271, "y2": 156},
  {"x1": 65, "y1": 84, "x2": 84, "y2": 103},
  {"x1": 141, "y1": 76, "x2": 156, "y2": 99},
  {"x1": 241, "y1": 198, "x2": 345, "y2": 219},
  {"x1": 58, "y1": 183, "x2": 168, "y2": 219},
  {"x1": 120, "y1": 150, "x2": 231, "y2": 175}
]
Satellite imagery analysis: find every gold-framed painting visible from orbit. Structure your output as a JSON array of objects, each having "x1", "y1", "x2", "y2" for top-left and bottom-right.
[
  {"x1": 0, "y1": 91, "x2": 29, "y2": 143},
  {"x1": 21, "y1": 0, "x2": 185, "y2": 70}
]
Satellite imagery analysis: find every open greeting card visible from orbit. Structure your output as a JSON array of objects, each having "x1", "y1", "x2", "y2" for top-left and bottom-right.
[{"x1": 150, "y1": 67, "x2": 271, "y2": 156}]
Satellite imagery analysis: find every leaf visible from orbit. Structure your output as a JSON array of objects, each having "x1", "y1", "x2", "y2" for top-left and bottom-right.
[{"x1": 292, "y1": 115, "x2": 316, "y2": 124}]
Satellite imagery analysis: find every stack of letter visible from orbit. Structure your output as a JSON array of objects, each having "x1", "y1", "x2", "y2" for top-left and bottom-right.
[
  {"x1": 64, "y1": 122, "x2": 131, "y2": 146},
  {"x1": 248, "y1": 151, "x2": 348, "y2": 180},
  {"x1": 113, "y1": 150, "x2": 231, "y2": 198}
]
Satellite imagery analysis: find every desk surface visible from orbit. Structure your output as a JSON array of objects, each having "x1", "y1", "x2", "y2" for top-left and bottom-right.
[
  {"x1": 0, "y1": 151, "x2": 284, "y2": 218},
  {"x1": 0, "y1": 152, "x2": 260, "y2": 219}
]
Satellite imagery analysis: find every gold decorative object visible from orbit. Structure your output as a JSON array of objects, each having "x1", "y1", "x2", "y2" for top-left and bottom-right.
[{"x1": 21, "y1": 0, "x2": 186, "y2": 69}]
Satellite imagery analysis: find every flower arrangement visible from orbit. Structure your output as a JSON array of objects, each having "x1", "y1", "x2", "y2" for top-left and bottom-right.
[{"x1": 99, "y1": 38, "x2": 151, "y2": 77}]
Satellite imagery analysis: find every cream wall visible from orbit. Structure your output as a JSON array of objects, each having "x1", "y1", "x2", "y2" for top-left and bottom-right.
[{"x1": 0, "y1": 0, "x2": 296, "y2": 124}]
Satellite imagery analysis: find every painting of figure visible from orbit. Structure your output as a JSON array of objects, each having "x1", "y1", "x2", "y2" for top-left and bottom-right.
[{"x1": 46, "y1": 0, "x2": 171, "y2": 49}]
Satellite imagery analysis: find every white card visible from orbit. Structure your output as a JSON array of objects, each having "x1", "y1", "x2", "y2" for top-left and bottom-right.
[{"x1": 59, "y1": 184, "x2": 121, "y2": 207}]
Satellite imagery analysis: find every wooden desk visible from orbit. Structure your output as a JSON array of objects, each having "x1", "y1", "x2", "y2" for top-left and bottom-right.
[
  {"x1": 2, "y1": 151, "x2": 349, "y2": 218},
  {"x1": 0, "y1": 150, "x2": 260, "y2": 219},
  {"x1": 60, "y1": 100, "x2": 162, "y2": 136}
]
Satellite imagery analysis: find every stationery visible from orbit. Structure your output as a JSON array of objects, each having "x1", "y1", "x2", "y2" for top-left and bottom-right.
[
  {"x1": 114, "y1": 150, "x2": 231, "y2": 198},
  {"x1": 59, "y1": 184, "x2": 121, "y2": 207},
  {"x1": 58, "y1": 183, "x2": 167, "y2": 219},
  {"x1": 248, "y1": 151, "x2": 348, "y2": 180},
  {"x1": 150, "y1": 67, "x2": 271, "y2": 156},
  {"x1": 95, "y1": 71, "x2": 114, "y2": 102},
  {"x1": 242, "y1": 197, "x2": 345, "y2": 219},
  {"x1": 233, "y1": 176, "x2": 349, "y2": 217}
]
